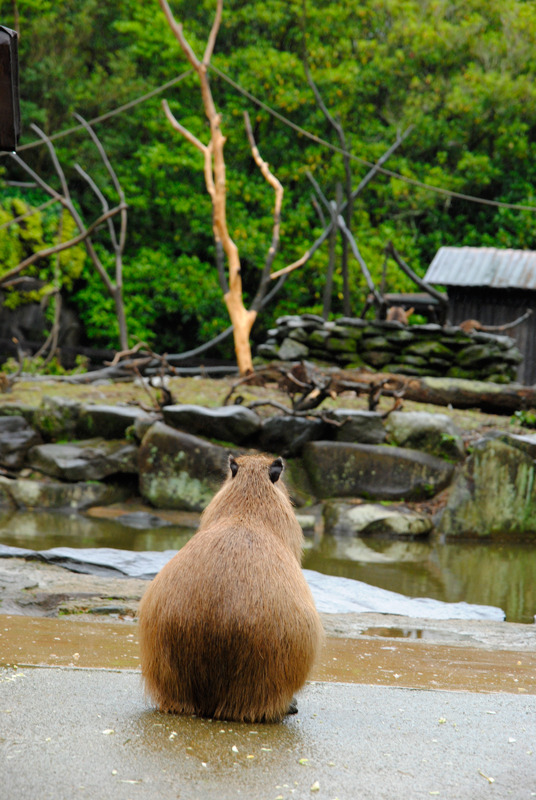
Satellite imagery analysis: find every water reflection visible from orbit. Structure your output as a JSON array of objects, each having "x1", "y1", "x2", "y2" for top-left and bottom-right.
[
  {"x1": 0, "y1": 509, "x2": 193, "y2": 553},
  {"x1": 0, "y1": 509, "x2": 534, "y2": 623},
  {"x1": 302, "y1": 536, "x2": 536, "y2": 623}
]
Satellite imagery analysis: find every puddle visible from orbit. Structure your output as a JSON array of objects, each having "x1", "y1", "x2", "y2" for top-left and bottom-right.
[
  {"x1": 361, "y1": 626, "x2": 472, "y2": 642},
  {"x1": 1, "y1": 615, "x2": 535, "y2": 695}
]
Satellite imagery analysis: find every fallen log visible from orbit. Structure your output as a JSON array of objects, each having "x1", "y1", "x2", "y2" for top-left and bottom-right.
[
  {"x1": 224, "y1": 362, "x2": 536, "y2": 416},
  {"x1": 329, "y1": 368, "x2": 536, "y2": 415}
]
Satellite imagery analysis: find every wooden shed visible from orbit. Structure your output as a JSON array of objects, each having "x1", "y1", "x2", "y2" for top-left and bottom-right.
[{"x1": 424, "y1": 247, "x2": 536, "y2": 385}]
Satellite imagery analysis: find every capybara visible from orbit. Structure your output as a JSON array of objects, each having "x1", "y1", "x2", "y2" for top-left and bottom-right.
[
  {"x1": 386, "y1": 305, "x2": 414, "y2": 324},
  {"x1": 138, "y1": 453, "x2": 323, "y2": 722}
]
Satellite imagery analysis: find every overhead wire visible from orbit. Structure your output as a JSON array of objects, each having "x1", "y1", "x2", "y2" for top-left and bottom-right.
[
  {"x1": 209, "y1": 65, "x2": 536, "y2": 214},
  {"x1": 2, "y1": 62, "x2": 535, "y2": 214},
  {"x1": 2, "y1": 70, "x2": 193, "y2": 154}
]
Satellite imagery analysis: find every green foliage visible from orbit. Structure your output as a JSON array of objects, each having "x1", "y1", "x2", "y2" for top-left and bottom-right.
[
  {"x1": 72, "y1": 246, "x2": 230, "y2": 352},
  {"x1": 2, "y1": 0, "x2": 536, "y2": 355},
  {"x1": 0, "y1": 192, "x2": 86, "y2": 308},
  {"x1": 512, "y1": 409, "x2": 536, "y2": 429},
  {"x1": 1, "y1": 354, "x2": 88, "y2": 376}
]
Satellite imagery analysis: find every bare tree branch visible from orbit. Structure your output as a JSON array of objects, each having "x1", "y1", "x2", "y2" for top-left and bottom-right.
[
  {"x1": 338, "y1": 214, "x2": 383, "y2": 306},
  {"x1": 244, "y1": 111, "x2": 284, "y2": 311},
  {"x1": 385, "y1": 241, "x2": 448, "y2": 306},
  {"x1": 203, "y1": 0, "x2": 223, "y2": 64},
  {"x1": 0, "y1": 204, "x2": 126, "y2": 286},
  {"x1": 6, "y1": 121, "x2": 131, "y2": 350},
  {"x1": 73, "y1": 112, "x2": 127, "y2": 253},
  {"x1": 159, "y1": 0, "x2": 201, "y2": 69},
  {"x1": 0, "y1": 197, "x2": 59, "y2": 230},
  {"x1": 301, "y1": 0, "x2": 353, "y2": 312},
  {"x1": 270, "y1": 127, "x2": 411, "y2": 282},
  {"x1": 162, "y1": 99, "x2": 207, "y2": 153},
  {"x1": 270, "y1": 225, "x2": 333, "y2": 279}
]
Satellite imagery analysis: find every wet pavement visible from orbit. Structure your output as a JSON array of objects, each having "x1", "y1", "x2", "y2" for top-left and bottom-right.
[
  {"x1": 1, "y1": 662, "x2": 535, "y2": 800},
  {"x1": 1, "y1": 549, "x2": 535, "y2": 799},
  {"x1": 1, "y1": 613, "x2": 536, "y2": 799}
]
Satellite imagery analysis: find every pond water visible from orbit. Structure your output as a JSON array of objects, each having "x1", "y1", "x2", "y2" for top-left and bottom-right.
[{"x1": 0, "y1": 509, "x2": 534, "y2": 623}]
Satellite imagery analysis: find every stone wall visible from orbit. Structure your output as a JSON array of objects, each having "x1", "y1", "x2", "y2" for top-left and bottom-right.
[{"x1": 257, "y1": 315, "x2": 523, "y2": 383}]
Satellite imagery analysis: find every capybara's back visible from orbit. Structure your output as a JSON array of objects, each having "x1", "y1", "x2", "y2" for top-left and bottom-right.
[{"x1": 138, "y1": 453, "x2": 323, "y2": 722}]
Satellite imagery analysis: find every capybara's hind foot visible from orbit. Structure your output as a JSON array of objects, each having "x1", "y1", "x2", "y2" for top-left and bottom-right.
[{"x1": 287, "y1": 696, "x2": 298, "y2": 715}]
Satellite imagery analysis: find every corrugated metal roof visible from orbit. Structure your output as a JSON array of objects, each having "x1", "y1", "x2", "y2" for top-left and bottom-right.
[{"x1": 424, "y1": 247, "x2": 536, "y2": 290}]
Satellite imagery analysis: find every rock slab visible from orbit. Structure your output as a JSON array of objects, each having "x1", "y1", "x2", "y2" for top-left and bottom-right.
[
  {"x1": 28, "y1": 439, "x2": 138, "y2": 482},
  {"x1": 163, "y1": 404, "x2": 261, "y2": 444},
  {"x1": 138, "y1": 422, "x2": 228, "y2": 511},
  {"x1": 303, "y1": 441, "x2": 455, "y2": 501}
]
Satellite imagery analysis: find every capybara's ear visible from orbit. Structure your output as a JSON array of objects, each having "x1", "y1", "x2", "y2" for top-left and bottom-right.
[
  {"x1": 229, "y1": 455, "x2": 239, "y2": 478},
  {"x1": 269, "y1": 457, "x2": 284, "y2": 483}
]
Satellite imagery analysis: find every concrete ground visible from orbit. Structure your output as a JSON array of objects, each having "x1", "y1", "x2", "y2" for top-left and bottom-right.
[
  {"x1": 1, "y1": 610, "x2": 536, "y2": 800},
  {"x1": 1, "y1": 664, "x2": 535, "y2": 800}
]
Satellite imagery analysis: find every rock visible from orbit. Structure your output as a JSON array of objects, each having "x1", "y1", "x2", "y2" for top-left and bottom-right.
[
  {"x1": 33, "y1": 396, "x2": 81, "y2": 441},
  {"x1": 323, "y1": 501, "x2": 433, "y2": 537},
  {"x1": 138, "y1": 422, "x2": 228, "y2": 510},
  {"x1": 385, "y1": 411, "x2": 465, "y2": 461},
  {"x1": 501, "y1": 347, "x2": 523, "y2": 364},
  {"x1": 338, "y1": 325, "x2": 364, "y2": 341},
  {"x1": 439, "y1": 437, "x2": 536, "y2": 539},
  {"x1": 325, "y1": 336, "x2": 356, "y2": 354},
  {"x1": 277, "y1": 337, "x2": 310, "y2": 360},
  {"x1": 114, "y1": 511, "x2": 174, "y2": 529},
  {"x1": 257, "y1": 342, "x2": 280, "y2": 359},
  {"x1": 456, "y1": 344, "x2": 499, "y2": 368},
  {"x1": 0, "y1": 416, "x2": 41, "y2": 469},
  {"x1": 0, "y1": 403, "x2": 38, "y2": 425},
  {"x1": 0, "y1": 480, "x2": 15, "y2": 508},
  {"x1": 283, "y1": 458, "x2": 316, "y2": 507},
  {"x1": 287, "y1": 327, "x2": 310, "y2": 343},
  {"x1": 490, "y1": 431, "x2": 536, "y2": 458},
  {"x1": 163, "y1": 404, "x2": 261, "y2": 444},
  {"x1": 77, "y1": 404, "x2": 154, "y2": 439},
  {"x1": 259, "y1": 415, "x2": 329, "y2": 457},
  {"x1": 405, "y1": 340, "x2": 453, "y2": 358},
  {"x1": 361, "y1": 335, "x2": 392, "y2": 351},
  {"x1": 0, "y1": 475, "x2": 129, "y2": 510},
  {"x1": 27, "y1": 439, "x2": 138, "y2": 482},
  {"x1": 133, "y1": 414, "x2": 159, "y2": 442},
  {"x1": 364, "y1": 350, "x2": 395, "y2": 368},
  {"x1": 302, "y1": 441, "x2": 455, "y2": 501},
  {"x1": 384, "y1": 328, "x2": 415, "y2": 344},
  {"x1": 307, "y1": 330, "x2": 331, "y2": 347},
  {"x1": 327, "y1": 409, "x2": 386, "y2": 445}
]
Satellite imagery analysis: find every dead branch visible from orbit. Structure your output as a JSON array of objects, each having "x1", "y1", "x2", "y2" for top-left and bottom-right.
[
  {"x1": 0, "y1": 204, "x2": 126, "y2": 287},
  {"x1": 105, "y1": 341, "x2": 150, "y2": 367},
  {"x1": 244, "y1": 111, "x2": 284, "y2": 311},
  {"x1": 337, "y1": 214, "x2": 383, "y2": 307},
  {"x1": 7, "y1": 121, "x2": 130, "y2": 349},
  {"x1": 385, "y1": 241, "x2": 447, "y2": 306},
  {"x1": 160, "y1": 0, "x2": 257, "y2": 374},
  {"x1": 159, "y1": 0, "x2": 293, "y2": 375},
  {"x1": 270, "y1": 127, "x2": 411, "y2": 282},
  {"x1": 302, "y1": 19, "x2": 353, "y2": 314}
]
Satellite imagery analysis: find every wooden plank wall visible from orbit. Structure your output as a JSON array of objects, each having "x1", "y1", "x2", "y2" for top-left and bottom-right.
[{"x1": 447, "y1": 287, "x2": 536, "y2": 385}]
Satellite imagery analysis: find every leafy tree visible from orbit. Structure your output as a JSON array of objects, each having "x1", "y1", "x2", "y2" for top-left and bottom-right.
[{"x1": 2, "y1": 0, "x2": 536, "y2": 357}]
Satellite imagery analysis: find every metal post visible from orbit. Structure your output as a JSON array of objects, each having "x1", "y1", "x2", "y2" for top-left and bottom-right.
[{"x1": 0, "y1": 26, "x2": 21, "y2": 151}]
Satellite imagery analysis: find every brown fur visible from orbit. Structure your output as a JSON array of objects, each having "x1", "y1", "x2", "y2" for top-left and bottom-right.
[
  {"x1": 138, "y1": 454, "x2": 323, "y2": 723},
  {"x1": 386, "y1": 306, "x2": 414, "y2": 324}
]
